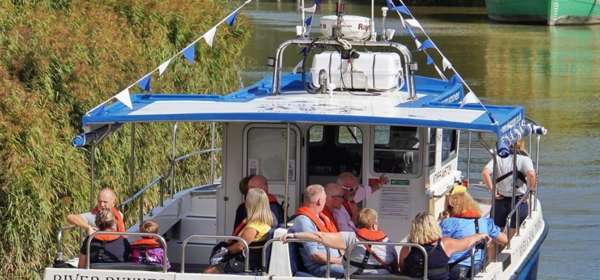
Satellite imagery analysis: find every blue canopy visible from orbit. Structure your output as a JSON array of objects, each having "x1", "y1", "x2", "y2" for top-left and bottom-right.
[{"x1": 79, "y1": 74, "x2": 536, "y2": 155}]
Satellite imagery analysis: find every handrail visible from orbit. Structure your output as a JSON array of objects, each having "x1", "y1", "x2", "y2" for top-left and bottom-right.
[
  {"x1": 345, "y1": 241, "x2": 427, "y2": 280},
  {"x1": 174, "y1": 147, "x2": 221, "y2": 163},
  {"x1": 55, "y1": 225, "x2": 77, "y2": 263},
  {"x1": 181, "y1": 235, "x2": 249, "y2": 273},
  {"x1": 118, "y1": 145, "x2": 222, "y2": 226},
  {"x1": 86, "y1": 232, "x2": 169, "y2": 272},
  {"x1": 505, "y1": 189, "x2": 533, "y2": 249},
  {"x1": 119, "y1": 175, "x2": 164, "y2": 209},
  {"x1": 261, "y1": 238, "x2": 331, "y2": 278},
  {"x1": 271, "y1": 39, "x2": 416, "y2": 99}
]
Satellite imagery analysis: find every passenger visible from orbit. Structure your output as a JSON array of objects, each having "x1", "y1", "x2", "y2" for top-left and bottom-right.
[
  {"x1": 78, "y1": 209, "x2": 131, "y2": 268},
  {"x1": 129, "y1": 220, "x2": 170, "y2": 268},
  {"x1": 233, "y1": 175, "x2": 284, "y2": 229},
  {"x1": 322, "y1": 183, "x2": 347, "y2": 232},
  {"x1": 205, "y1": 188, "x2": 273, "y2": 273},
  {"x1": 289, "y1": 184, "x2": 344, "y2": 277},
  {"x1": 337, "y1": 172, "x2": 386, "y2": 223},
  {"x1": 281, "y1": 208, "x2": 398, "y2": 275},
  {"x1": 399, "y1": 213, "x2": 489, "y2": 280},
  {"x1": 440, "y1": 186, "x2": 507, "y2": 279},
  {"x1": 481, "y1": 139, "x2": 537, "y2": 229},
  {"x1": 67, "y1": 187, "x2": 125, "y2": 235}
]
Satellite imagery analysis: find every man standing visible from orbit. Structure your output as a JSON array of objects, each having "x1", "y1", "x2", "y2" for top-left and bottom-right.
[
  {"x1": 481, "y1": 139, "x2": 536, "y2": 229},
  {"x1": 67, "y1": 188, "x2": 125, "y2": 235},
  {"x1": 290, "y1": 184, "x2": 344, "y2": 277}
]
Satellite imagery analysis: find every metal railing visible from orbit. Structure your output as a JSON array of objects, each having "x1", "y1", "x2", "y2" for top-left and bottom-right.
[
  {"x1": 261, "y1": 238, "x2": 332, "y2": 278},
  {"x1": 85, "y1": 232, "x2": 169, "y2": 272},
  {"x1": 505, "y1": 190, "x2": 534, "y2": 249},
  {"x1": 55, "y1": 225, "x2": 77, "y2": 263},
  {"x1": 180, "y1": 235, "x2": 249, "y2": 273},
  {"x1": 118, "y1": 122, "x2": 222, "y2": 227},
  {"x1": 345, "y1": 241, "x2": 427, "y2": 280}
]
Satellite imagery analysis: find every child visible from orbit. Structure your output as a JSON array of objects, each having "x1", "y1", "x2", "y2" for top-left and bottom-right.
[{"x1": 129, "y1": 220, "x2": 170, "y2": 268}]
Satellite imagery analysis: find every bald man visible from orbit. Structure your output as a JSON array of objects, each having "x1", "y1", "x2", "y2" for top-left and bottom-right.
[
  {"x1": 233, "y1": 175, "x2": 284, "y2": 230},
  {"x1": 67, "y1": 188, "x2": 125, "y2": 235}
]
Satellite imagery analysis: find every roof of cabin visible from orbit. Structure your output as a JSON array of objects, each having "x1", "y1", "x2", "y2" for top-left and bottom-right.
[{"x1": 82, "y1": 73, "x2": 523, "y2": 139}]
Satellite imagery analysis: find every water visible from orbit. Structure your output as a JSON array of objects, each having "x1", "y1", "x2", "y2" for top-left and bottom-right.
[{"x1": 239, "y1": 1, "x2": 600, "y2": 279}]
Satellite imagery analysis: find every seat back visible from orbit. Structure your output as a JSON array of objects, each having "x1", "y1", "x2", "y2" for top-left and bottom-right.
[{"x1": 266, "y1": 228, "x2": 293, "y2": 276}]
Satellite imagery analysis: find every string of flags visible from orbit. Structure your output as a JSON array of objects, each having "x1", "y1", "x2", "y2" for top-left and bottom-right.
[
  {"x1": 110, "y1": 0, "x2": 253, "y2": 110},
  {"x1": 386, "y1": 0, "x2": 496, "y2": 124}
]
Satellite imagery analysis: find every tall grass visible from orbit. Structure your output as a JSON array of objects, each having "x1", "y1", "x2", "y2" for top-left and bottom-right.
[{"x1": 0, "y1": 0, "x2": 250, "y2": 278}]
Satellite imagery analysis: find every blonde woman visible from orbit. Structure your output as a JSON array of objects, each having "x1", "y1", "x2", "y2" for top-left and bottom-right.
[
  {"x1": 399, "y1": 213, "x2": 489, "y2": 280},
  {"x1": 205, "y1": 188, "x2": 273, "y2": 273},
  {"x1": 441, "y1": 187, "x2": 507, "y2": 279}
]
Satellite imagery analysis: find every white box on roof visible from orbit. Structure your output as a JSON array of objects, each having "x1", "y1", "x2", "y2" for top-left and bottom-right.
[{"x1": 311, "y1": 51, "x2": 404, "y2": 91}]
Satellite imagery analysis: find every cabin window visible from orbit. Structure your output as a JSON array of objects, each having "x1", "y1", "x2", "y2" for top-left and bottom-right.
[
  {"x1": 373, "y1": 126, "x2": 420, "y2": 174},
  {"x1": 247, "y1": 127, "x2": 297, "y2": 181},
  {"x1": 428, "y1": 129, "x2": 437, "y2": 167},
  {"x1": 308, "y1": 125, "x2": 363, "y2": 185},
  {"x1": 309, "y1": 125, "x2": 323, "y2": 143},
  {"x1": 441, "y1": 129, "x2": 458, "y2": 162},
  {"x1": 338, "y1": 126, "x2": 363, "y2": 144}
]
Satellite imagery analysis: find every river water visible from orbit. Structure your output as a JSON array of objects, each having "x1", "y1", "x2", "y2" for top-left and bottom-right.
[{"x1": 239, "y1": 1, "x2": 600, "y2": 279}]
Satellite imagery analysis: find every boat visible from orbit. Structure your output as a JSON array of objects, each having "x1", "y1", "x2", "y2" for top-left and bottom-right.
[
  {"x1": 44, "y1": 0, "x2": 549, "y2": 279},
  {"x1": 486, "y1": 0, "x2": 600, "y2": 25}
]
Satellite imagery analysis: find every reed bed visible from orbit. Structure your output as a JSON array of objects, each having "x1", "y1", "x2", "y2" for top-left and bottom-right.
[{"x1": 0, "y1": 1, "x2": 250, "y2": 278}]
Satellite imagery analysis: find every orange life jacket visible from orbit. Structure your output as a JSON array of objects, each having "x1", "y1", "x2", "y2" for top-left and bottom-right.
[
  {"x1": 131, "y1": 237, "x2": 161, "y2": 249},
  {"x1": 451, "y1": 209, "x2": 481, "y2": 219},
  {"x1": 295, "y1": 207, "x2": 338, "y2": 233},
  {"x1": 356, "y1": 228, "x2": 387, "y2": 242},
  {"x1": 321, "y1": 207, "x2": 339, "y2": 232}
]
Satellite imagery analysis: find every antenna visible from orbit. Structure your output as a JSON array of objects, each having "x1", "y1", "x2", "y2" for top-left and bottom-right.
[{"x1": 370, "y1": 0, "x2": 376, "y2": 41}]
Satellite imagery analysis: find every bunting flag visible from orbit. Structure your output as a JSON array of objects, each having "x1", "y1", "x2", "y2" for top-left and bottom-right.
[
  {"x1": 137, "y1": 75, "x2": 152, "y2": 91},
  {"x1": 426, "y1": 55, "x2": 434, "y2": 65},
  {"x1": 203, "y1": 26, "x2": 217, "y2": 47},
  {"x1": 302, "y1": 4, "x2": 317, "y2": 13},
  {"x1": 442, "y1": 56, "x2": 452, "y2": 71},
  {"x1": 226, "y1": 12, "x2": 238, "y2": 26},
  {"x1": 392, "y1": 5, "x2": 411, "y2": 15},
  {"x1": 90, "y1": 0, "x2": 257, "y2": 118},
  {"x1": 405, "y1": 19, "x2": 422, "y2": 29},
  {"x1": 386, "y1": 0, "x2": 395, "y2": 9},
  {"x1": 183, "y1": 43, "x2": 196, "y2": 64},
  {"x1": 414, "y1": 39, "x2": 422, "y2": 49},
  {"x1": 115, "y1": 87, "x2": 133, "y2": 109},
  {"x1": 418, "y1": 39, "x2": 435, "y2": 51},
  {"x1": 305, "y1": 16, "x2": 313, "y2": 27},
  {"x1": 158, "y1": 58, "x2": 171, "y2": 76},
  {"x1": 460, "y1": 91, "x2": 481, "y2": 108}
]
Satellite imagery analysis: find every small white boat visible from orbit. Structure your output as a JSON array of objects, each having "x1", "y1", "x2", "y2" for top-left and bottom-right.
[{"x1": 45, "y1": 1, "x2": 548, "y2": 279}]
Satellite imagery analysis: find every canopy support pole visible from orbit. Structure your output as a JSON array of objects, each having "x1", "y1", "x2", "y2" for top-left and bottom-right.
[
  {"x1": 210, "y1": 122, "x2": 216, "y2": 184},
  {"x1": 89, "y1": 143, "x2": 96, "y2": 211},
  {"x1": 170, "y1": 123, "x2": 178, "y2": 198},
  {"x1": 284, "y1": 123, "x2": 291, "y2": 226}
]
